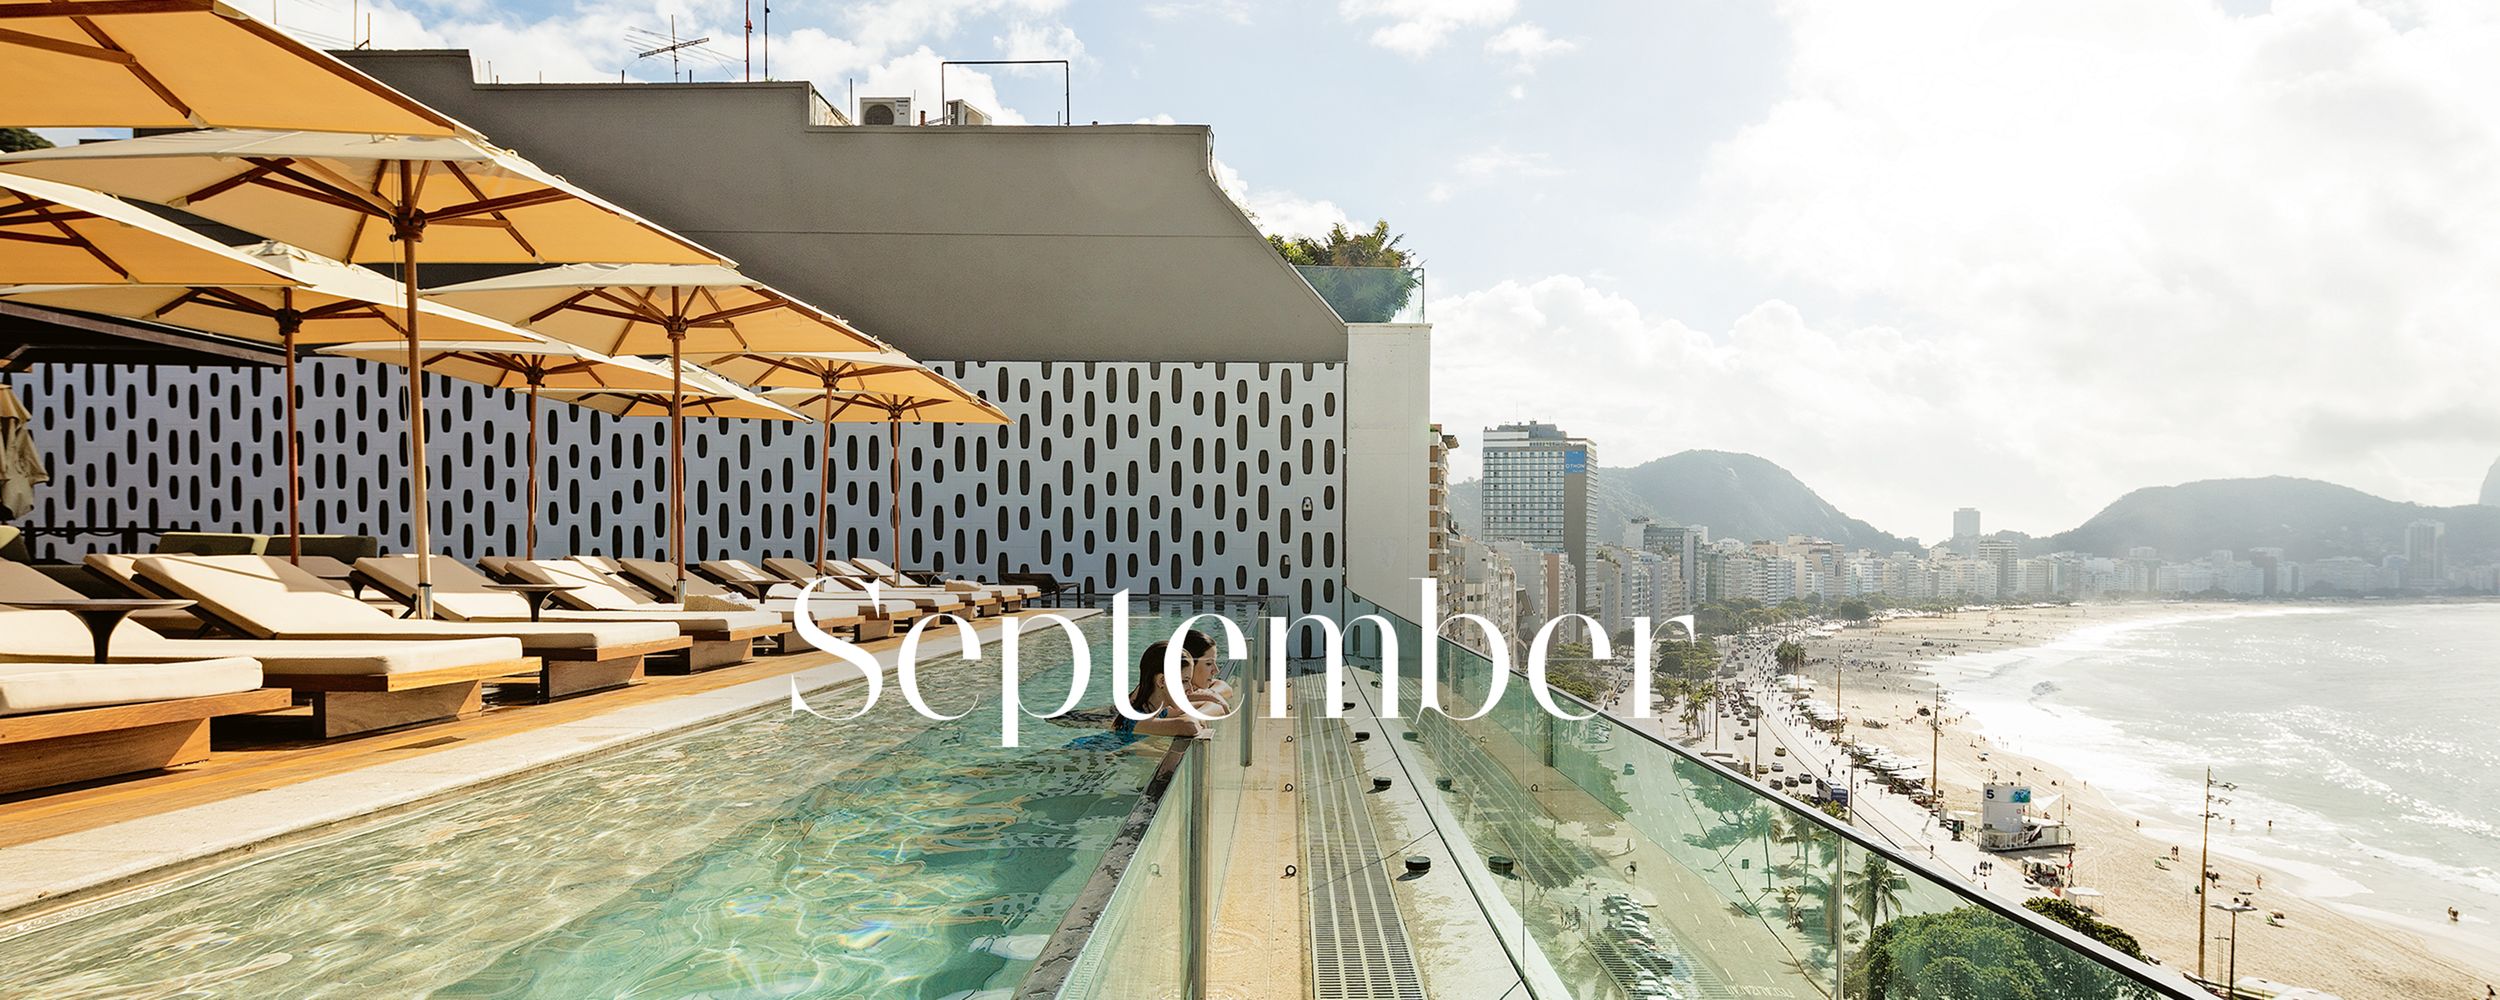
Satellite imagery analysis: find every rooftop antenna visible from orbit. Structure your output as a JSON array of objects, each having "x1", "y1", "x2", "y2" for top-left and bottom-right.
[
  {"x1": 762, "y1": 0, "x2": 771, "y2": 79},
  {"x1": 631, "y1": 16, "x2": 712, "y2": 82},
  {"x1": 743, "y1": 0, "x2": 750, "y2": 80}
]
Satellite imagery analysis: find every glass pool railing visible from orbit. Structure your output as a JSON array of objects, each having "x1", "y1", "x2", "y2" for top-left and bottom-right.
[
  {"x1": 1325, "y1": 592, "x2": 2201, "y2": 1000},
  {"x1": 1016, "y1": 594, "x2": 1276, "y2": 1000}
]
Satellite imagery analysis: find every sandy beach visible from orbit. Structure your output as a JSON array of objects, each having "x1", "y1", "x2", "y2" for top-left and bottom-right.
[{"x1": 1787, "y1": 602, "x2": 2500, "y2": 1000}]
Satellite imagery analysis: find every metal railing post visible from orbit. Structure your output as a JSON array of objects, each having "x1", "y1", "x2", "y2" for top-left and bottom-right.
[{"x1": 1181, "y1": 743, "x2": 1210, "y2": 1000}]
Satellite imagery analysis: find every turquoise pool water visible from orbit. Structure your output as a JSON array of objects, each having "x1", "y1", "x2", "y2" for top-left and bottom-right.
[{"x1": 0, "y1": 611, "x2": 1207, "y2": 999}]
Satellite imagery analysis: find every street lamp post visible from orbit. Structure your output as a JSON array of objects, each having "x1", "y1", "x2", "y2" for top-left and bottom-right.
[{"x1": 2211, "y1": 897, "x2": 2257, "y2": 997}]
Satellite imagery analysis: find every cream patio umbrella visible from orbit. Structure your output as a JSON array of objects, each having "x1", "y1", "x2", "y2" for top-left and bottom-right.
[
  {"x1": 424, "y1": 264, "x2": 886, "y2": 600},
  {"x1": 0, "y1": 129, "x2": 729, "y2": 616},
  {"x1": 318, "y1": 340, "x2": 684, "y2": 558},
  {"x1": 0, "y1": 173, "x2": 295, "y2": 284},
  {"x1": 538, "y1": 368, "x2": 811, "y2": 577},
  {"x1": 754, "y1": 382, "x2": 1010, "y2": 570},
  {"x1": 0, "y1": 241, "x2": 537, "y2": 562},
  {"x1": 0, "y1": 0, "x2": 468, "y2": 136},
  {"x1": 695, "y1": 351, "x2": 964, "y2": 575}
]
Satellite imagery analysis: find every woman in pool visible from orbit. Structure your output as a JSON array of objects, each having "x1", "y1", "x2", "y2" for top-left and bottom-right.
[
  {"x1": 1179, "y1": 629, "x2": 1238, "y2": 714},
  {"x1": 1066, "y1": 642, "x2": 1208, "y2": 750}
]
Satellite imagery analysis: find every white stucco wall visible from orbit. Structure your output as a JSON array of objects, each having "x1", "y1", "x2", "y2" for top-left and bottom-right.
[{"x1": 1345, "y1": 323, "x2": 1433, "y2": 620}]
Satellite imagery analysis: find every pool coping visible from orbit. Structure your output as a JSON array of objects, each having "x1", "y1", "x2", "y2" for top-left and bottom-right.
[{"x1": 0, "y1": 612, "x2": 1083, "y2": 929}]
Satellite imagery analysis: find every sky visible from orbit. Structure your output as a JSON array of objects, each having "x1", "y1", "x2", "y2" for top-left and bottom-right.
[{"x1": 55, "y1": 0, "x2": 2500, "y2": 540}]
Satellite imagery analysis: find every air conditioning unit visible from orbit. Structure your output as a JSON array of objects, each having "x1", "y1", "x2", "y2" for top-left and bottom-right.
[
  {"x1": 857, "y1": 96, "x2": 911, "y2": 126},
  {"x1": 943, "y1": 99, "x2": 991, "y2": 126}
]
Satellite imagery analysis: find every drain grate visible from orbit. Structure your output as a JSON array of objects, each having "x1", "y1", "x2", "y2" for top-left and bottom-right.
[{"x1": 1299, "y1": 688, "x2": 1426, "y2": 1000}]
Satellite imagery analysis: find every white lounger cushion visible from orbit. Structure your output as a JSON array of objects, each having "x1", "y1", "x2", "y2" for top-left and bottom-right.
[
  {"x1": 504, "y1": 561, "x2": 780, "y2": 632},
  {"x1": 0, "y1": 610, "x2": 523, "y2": 677},
  {"x1": 849, "y1": 558, "x2": 1039, "y2": 599},
  {"x1": 358, "y1": 555, "x2": 767, "y2": 629},
  {"x1": 135, "y1": 556, "x2": 677, "y2": 650},
  {"x1": 0, "y1": 657, "x2": 262, "y2": 716}
]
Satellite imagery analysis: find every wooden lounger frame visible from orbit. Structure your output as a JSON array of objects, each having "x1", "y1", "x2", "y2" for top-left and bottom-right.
[
  {"x1": 154, "y1": 584, "x2": 682, "y2": 710},
  {"x1": 0, "y1": 688, "x2": 293, "y2": 794}
]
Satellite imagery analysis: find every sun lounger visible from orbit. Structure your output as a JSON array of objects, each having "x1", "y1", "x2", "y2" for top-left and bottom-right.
[
  {"x1": 358, "y1": 554, "x2": 856, "y2": 650},
  {"x1": 757, "y1": 557, "x2": 990, "y2": 617},
  {"x1": 849, "y1": 557, "x2": 1039, "y2": 605},
  {"x1": 821, "y1": 559, "x2": 1014, "y2": 614},
  {"x1": 78, "y1": 553, "x2": 212, "y2": 632},
  {"x1": 0, "y1": 656, "x2": 289, "y2": 794},
  {"x1": 610, "y1": 558, "x2": 901, "y2": 641},
  {"x1": 129, "y1": 555, "x2": 686, "y2": 700},
  {"x1": 0, "y1": 563, "x2": 541, "y2": 737},
  {"x1": 488, "y1": 559, "x2": 788, "y2": 671}
]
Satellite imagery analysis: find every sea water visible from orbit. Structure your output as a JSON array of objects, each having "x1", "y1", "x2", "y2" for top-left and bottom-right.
[{"x1": 1935, "y1": 603, "x2": 2500, "y2": 949}]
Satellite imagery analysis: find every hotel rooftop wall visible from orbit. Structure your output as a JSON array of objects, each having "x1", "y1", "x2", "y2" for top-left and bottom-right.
[{"x1": 337, "y1": 50, "x2": 1348, "y2": 364}]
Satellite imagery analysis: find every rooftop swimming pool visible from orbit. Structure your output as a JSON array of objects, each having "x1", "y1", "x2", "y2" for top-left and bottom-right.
[{"x1": 0, "y1": 610, "x2": 1221, "y2": 999}]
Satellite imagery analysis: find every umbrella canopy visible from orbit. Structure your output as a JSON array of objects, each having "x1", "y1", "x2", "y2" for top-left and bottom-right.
[
  {"x1": 0, "y1": 173, "x2": 298, "y2": 285},
  {"x1": 694, "y1": 351, "x2": 958, "y2": 574},
  {"x1": 0, "y1": 241, "x2": 536, "y2": 561},
  {"x1": 427, "y1": 264, "x2": 887, "y2": 599},
  {"x1": 542, "y1": 368, "x2": 809, "y2": 578},
  {"x1": 0, "y1": 129, "x2": 730, "y2": 616},
  {"x1": 0, "y1": 381, "x2": 47, "y2": 519},
  {"x1": 0, "y1": 130, "x2": 722, "y2": 267},
  {"x1": 0, "y1": 0, "x2": 467, "y2": 136},
  {"x1": 320, "y1": 339, "x2": 684, "y2": 558},
  {"x1": 755, "y1": 382, "x2": 1010, "y2": 570}
]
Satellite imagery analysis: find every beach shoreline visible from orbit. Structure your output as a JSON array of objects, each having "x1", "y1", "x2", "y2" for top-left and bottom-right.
[{"x1": 1794, "y1": 600, "x2": 2500, "y2": 1000}]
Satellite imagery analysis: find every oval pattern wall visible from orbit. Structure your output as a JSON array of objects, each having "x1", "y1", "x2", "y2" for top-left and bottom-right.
[{"x1": 12, "y1": 359, "x2": 1345, "y2": 630}]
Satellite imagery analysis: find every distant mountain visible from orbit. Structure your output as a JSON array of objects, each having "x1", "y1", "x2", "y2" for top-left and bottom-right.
[
  {"x1": 2481, "y1": 456, "x2": 2500, "y2": 506},
  {"x1": 1448, "y1": 450, "x2": 1918, "y2": 552},
  {"x1": 2040, "y1": 476, "x2": 2500, "y2": 562}
]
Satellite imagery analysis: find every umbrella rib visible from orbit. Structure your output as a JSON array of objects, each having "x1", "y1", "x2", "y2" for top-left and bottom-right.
[
  {"x1": 67, "y1": 15, "x2": 192, "y2": 120},
  {"x1": 0, "y1": 26, "x2": 130, "y2": 63},
  {"x1": 434, "y1": 162, "x2": 543, "y2": 259},
  {"x1": 2, "y1": 1, "x2": 217, "y2": 16},
  {"x1": 28, "y1": 203, "x2": 129, "y2": 279},
  {"x1": 0, "y1": 231, "x2": 83, "y2": 247},
  {"x1": 0, "y1": 206, "x2": 101, "y2": 226},
  {"x1": 523, "y1": 287, "x2": 605, "y2": 325}
]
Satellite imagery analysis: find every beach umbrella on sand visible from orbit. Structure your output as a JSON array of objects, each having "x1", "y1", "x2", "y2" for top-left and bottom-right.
[
  {"x1": 0, "y1": 0, "x2": 467, "y2": 136},
  {"x1": 753, "y1": 382, "x2": 1009, "y2": 571},
  {"x1": 537, "y1": 367, "x2": 811, "y2": 571},
  {"x1": 0, "y1": 173, "x2": 296, "y2": 285},
  {"x1": 0, "y1": 129, "x2": 728, "y2": 616},
  {"x1": 1, "y1": 241, "x2": 537, "y2": 561},
  {"x1": 424, "y1": 264, "x2": 885, "y2": 600},
  {"x1": 689, "y1": 350, "x2": 936, "y2": 574},
  {"x1": 318, "y1": 340, "x2": 684, "y2": 558}
]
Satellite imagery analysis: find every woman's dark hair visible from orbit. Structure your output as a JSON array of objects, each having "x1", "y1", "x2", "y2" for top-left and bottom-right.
[
  {"x1": 1128, "y1": 641, "x2": 1174, "y2": 711},
  {"x1": 1182, "y1": 629, "x2": 1216, "y2": 658}
]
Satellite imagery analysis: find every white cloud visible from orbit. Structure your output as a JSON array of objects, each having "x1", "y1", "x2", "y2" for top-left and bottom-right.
[
  {"x1": 1433, "y1": 278, "x2": 2025, "y2": 539},
  {"x1": 1144, "y1": 0, "x2": 1250, "y2": 24},
  {"x1": 1213, "y1": 160, "x2": 1353, "y2": 239},
  {"x1": 1428, "y1": 143, "x2": 1562, "y2": 201},
  {"x1": 1639, "y1": 0, "x2": 2500, "y2": 530},
  {"x1": 1340, "y1": 0, "x2": 1515, "y2": 56},
  {"x1": 1484, "y1": 21, "x2": 1573, "y2": 72}
]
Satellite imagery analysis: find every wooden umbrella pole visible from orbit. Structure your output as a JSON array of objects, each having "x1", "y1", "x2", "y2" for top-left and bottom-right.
[
  {"x1": 278, "y1": 293, "x2": 302, "y2": 565},
  {"x1": 888, "y1": 413, "x2": 902, "y2": 568},
  {"x1": 397, "y1": 167, "x2": 433, "y2": 619},
  {"x1": 526, "y1": 381, "x2": 541, "y2": 559},
  {"x1": 817, "y1": 389, "x2": 833, "y2": 575},
  {"x1": 668, "y1": 325, "x2": 687, "y2": 602}
]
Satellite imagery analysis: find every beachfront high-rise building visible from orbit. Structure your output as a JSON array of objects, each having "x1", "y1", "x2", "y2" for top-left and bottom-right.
[
  {"x1": 1975, "y1": 538, "x2": 2022, "y2": 596},
  {"x1": 2405, "y1": 519, "x2": 2446, "y2": 589},
  {"x1": 1480, "y1": 421, "x2": 1596, "y2": 611},
  {"x1": 1951, "y1": 507, "x2": 1981, "y2": 556}
]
